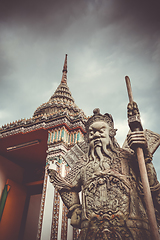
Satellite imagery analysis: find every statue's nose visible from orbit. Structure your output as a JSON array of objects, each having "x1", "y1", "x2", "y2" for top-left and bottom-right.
[{"x1": 93, "y1": 131, "x2": 100, "y2": 138}]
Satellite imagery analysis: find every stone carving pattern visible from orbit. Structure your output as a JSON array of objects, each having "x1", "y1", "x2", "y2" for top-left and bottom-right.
[
  {"x1": 61, "y1": 165, "x2": 70, "y2": 240},
  {"x1": 36, "y1": 165, "x2": 48, "y2": 240},
  {"x1": 50, "y1": 165, "x2": 61, "y2": 240},
  {"x1": 61, "y1": 203, "x2": 68, "y2": 240},
  {"x1": 0, "y1": 117, "x2": 86, "y2": 139},
  {"x1": 84, "y1": 172, "x2": 130, "y2": 219},
  {"x1": 73, "y1": 228, "x2": 80, "y2": 240},
  {"x1": 122, "y1": 129, "x2": 160, "y2": 155},
  {"x1": 48, "y1": 109, "x2": 160, "y2": 240},
  {"x1": 145, "y1": 129, "x2": 160, "y2": 154}
]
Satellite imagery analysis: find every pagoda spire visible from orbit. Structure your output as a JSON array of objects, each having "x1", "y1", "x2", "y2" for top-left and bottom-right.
[
  {"x1": 33, "y1": 54, "x2": 87, "y2": 121},
  {"x1": 61, "y1": 54, "x2": 68, "y2": 84}
]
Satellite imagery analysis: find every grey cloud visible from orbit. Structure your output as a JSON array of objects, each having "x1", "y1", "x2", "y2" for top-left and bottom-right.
[
  {"x1": 1, "y1": 0, "x2": 160, "y2": 35},
  {"x1": 0, "y1": 0, "x2": 87, "y2": 33},
  {"x1": 0, "y1": 46, "x2": 14, "y2": 80}
]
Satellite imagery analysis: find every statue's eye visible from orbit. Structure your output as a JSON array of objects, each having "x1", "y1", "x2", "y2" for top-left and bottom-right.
[{"x1": 100, "y1": 129, "x2": 105, "y2": 133}]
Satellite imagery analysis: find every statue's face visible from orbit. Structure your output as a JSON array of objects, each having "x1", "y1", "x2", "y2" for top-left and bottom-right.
[{"x1": 88, "y1": 121, "x2": 110, "y2": 147}]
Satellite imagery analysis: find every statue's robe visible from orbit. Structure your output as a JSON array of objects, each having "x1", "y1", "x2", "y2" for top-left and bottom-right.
[{"x1": 49, "y1": 147, "x2": 160, "y2": 240}]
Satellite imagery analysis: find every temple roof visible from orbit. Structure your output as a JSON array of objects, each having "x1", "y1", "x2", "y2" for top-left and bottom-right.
[
  {"x1": 33, "y1": 54, "x2": 86, "y2": 120},
  {"x1": 0, "y1": 55, "x2": 87, "y2": 135}
]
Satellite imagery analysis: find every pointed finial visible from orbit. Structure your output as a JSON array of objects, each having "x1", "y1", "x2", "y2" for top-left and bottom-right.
[
  {"x1": 61, "y1": 54, "x2": 68, "y2": 84},
  {"x1": 63, "y1": 54, "x2": 67, "y2": 73}
]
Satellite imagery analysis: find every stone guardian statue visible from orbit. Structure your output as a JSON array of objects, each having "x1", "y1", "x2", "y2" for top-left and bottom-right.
[{"x1": 48, "y1": 103, "x2": 160, "y2": 240}]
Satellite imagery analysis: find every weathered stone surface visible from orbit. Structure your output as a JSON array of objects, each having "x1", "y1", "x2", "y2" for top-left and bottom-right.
[{"x1": 48, "y1": 107, "x2": 160, "y2": 240}]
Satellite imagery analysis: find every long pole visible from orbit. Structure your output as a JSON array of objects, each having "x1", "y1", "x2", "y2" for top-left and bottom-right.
[{"x1": 125, "y1": 76, "x2": 160, "y2": 240}]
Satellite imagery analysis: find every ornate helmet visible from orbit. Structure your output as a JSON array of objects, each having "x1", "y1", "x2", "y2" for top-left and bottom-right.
[{"x1": 85, "y1": 108, "x2": 117, "y2": 142}]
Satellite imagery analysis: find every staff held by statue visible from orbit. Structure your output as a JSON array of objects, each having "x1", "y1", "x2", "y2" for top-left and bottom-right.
[{"x1": 125, "y1": 76, "x2": 160, "y2": 240}]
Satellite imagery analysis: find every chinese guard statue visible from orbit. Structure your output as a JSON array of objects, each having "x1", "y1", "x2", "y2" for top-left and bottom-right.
[{"x1": 48, "y1": 103, "x2": 160, "y2": 240}]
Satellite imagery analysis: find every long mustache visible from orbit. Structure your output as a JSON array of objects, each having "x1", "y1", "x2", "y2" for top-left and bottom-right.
[
  {"x1": 101, "y1": 138, "x2": 118, "y2": 156},
  {"x1": 89, "y1": 139, "x2": 111, "y2": 158},
  {"x1": 101, "y1": 140, "x2": 112, "y2": 158},
  {"x1": 95, "y1": 146, "x2": 105, "y2": 170},
  {"x1": 89, "y1": 145, "x2": 106, "y2": 170},
  {"x1": 88, "y1": 138, "x2": 118, "y2": 167}
]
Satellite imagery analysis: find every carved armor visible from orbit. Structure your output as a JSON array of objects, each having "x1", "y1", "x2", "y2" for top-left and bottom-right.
[
  {"x1": 48, "y1": 106, "x2": 160, "y2": 240},
  {"x1": 48, "y1": 143, "x2": 160, "y2": 240}
]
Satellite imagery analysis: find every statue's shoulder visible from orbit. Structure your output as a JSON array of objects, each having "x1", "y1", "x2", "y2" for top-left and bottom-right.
[
  {"x1": 63, "y1": 141, "x2": 89, "y2": 183},
  {"x1": 122, "y1": 129, "x2": 160, "y2": 155},
  {"x1": 116, "y1": 147, "x2": 136, "y2": 176},
  {"x1": 117, "y1": 147, "x2": 134, "y2": 160}
]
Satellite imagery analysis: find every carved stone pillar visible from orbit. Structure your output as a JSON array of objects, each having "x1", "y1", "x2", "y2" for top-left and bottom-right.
[{"x1": 37, "y1": 129, "x2": 76, "y2": 240}]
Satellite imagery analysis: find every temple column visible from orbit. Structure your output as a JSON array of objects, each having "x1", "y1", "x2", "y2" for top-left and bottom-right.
[{"x1": 36, "y1": 154, "x2": 57, "y2": 240}]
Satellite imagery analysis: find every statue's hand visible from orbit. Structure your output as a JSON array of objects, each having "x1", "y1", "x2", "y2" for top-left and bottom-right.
[
  {"x1": 71, "y1": 208, "x2": 82, "y2": 228},
  {"x1": 127, "y1": 101, "x2": 139, "y2": 117},
  {"x1": 127, "y1": 131, "x2": 147, "y2": 151}
]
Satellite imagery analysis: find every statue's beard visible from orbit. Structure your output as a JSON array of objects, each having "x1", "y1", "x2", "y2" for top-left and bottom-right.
[{"x1": 89, "y1": 138, "x2": 116, "y2": 170}]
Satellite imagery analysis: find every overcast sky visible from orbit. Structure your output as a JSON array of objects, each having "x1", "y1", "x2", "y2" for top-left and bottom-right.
[{"x1": 0, "y1": 0, "x2": 160, "y2": 177}]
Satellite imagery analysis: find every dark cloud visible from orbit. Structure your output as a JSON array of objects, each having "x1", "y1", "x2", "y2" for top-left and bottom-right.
[
  {"x1": 117, "y1": 0, "x2": 160, "y2": 28},
  {"x1": 0, "y1": 0, "x2": 86, "y2": 30},
  {"x1": 100, "y1": 0, "x2": 160, "y2": 31},
  {"x1": 1, "y1": 0, "x2": 160, "y2": 37}
]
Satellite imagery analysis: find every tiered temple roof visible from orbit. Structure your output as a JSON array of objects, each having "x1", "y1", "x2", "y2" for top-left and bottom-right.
[
  {"x1": 0, "y1": 54, "x2": 87, "y2": 136},
  {"x1": 33, "y1": 54, "x2": 86, "y2": 120}
]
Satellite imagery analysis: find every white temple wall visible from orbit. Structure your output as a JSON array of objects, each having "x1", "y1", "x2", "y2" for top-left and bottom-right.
[
  {"x1": 67, "y1": 219, "x2": 73, "y2": 240},
  {"x1": 40, "y1": 161, "x2": 56, "y2": 240}
]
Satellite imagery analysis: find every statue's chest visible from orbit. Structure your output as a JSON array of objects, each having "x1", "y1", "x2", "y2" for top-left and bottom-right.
[
  {"x1": 81, "y1": 156, "x2": 130, "y2": 220},
  {"x1": 82, "y1": 173, "x2": 130, "y2": 219},
  {"x1": 82, "y1": 157, "x2": 122, "y2": 183}
]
